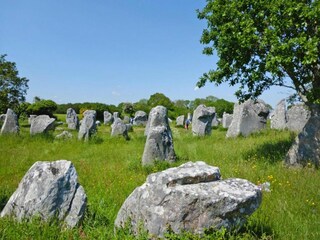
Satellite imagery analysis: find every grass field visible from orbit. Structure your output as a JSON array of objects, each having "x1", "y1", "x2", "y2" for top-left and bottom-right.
[{"x1": 0, "y1": 115, "x2": 319, "y2": 239}]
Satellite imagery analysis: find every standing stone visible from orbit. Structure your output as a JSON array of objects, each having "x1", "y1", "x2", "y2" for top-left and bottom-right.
[
  {"x1": 123, "y1": 116, "x2": 130, "y2": 124},
  {"x1": 142, "y1": 106, "x2": 176, "y2": 166},
  {"x1": 66, "y1": 108, "x2": 79, "y2": 130},
  {"x1": 222, "y1": 112, "x2": 233, "y2": 128},
  {"x1": 211, "y1": 114, "x2": 220, "y2": 127},
  {"x1": 176, "y1": 115, "x2": 185, "y2": 126},
  {"x1": 133, "y1": 111, "x2": 148, "y2": 126},
  {"x1": 270, "y1": 99, "x2": 287, "y2": 130},
  {"x1": 192, "y1": 105, "x2": 215, "y2": 136},
  {"x1": 111, "y1": 118, "x2": 129, "y2": 140},
  {"x1": 78, "y1": 110, "x2": 96, "y2": 141},
  {"x1": 0, "y1": 114, "x2": 6, "y2": 122},
  {"x1": 30, "y1": 115, "x2": 55, "y2": 135},
  {"x1": 226, "y1": 99, "x2": 269, "y2": 138},
  {"x1": 103, "y1": 111, "x2": 114, "y2": 125},
  {"x1": 115, "y1": 161, "x2": 262, "y2": 238},
  {"x1": 0, "y1": 160, "x2": 87, "y2": 228},
  {"x1": 113, "y1": 112, "x2": 119, "y2": 119},
  {"x1": 1, "y1": 109, "x2": 19, "y2": 134},
  {"x1": 285, "y1": 104, "x2": 320, "y2": 167},
  {"x1": 187, "y1": 113, "x2": 192, "y2": 121},
  {"x1": 28, "y1": 115, "x2": 37, "y2": 125},
  {"x1": 286, "y1": 104, "x2": 311, "y2": 132}
]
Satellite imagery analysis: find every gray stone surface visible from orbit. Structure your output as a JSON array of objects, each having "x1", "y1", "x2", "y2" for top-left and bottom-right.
[
  {"x1": 103, "y1": 111, "x2": 114, "y2": 125},
  {"x1": 30, "y1": 115, "x2": 55, "y2": 135},
  {"x1": 286, "y1": 104, "x2": 310, "y2": 132},
  {"x1": 222, "y1": 112, "x2": 233, "y2": 128},
  {"x1": 133, "y1": 111, "x2": 148, "y2": 126},
  {"x1": 285, "y1": 104, "x2": 320, "y2": 167},
  {"x1": 176, "y1": 115, "x2": 185, "y2": 126},
  {"x1": 28, "y1": 115, "x2": 37, "y2": 125},
  {"x1": 66, "y1": 108, "x2": 79, "y2": 130},
  {"x1": 1, "y1": 109, "x2": 19, "y2": 134},
  {"x1": 1, "y1": 160, "x2": 87, "y2": 228},
  {"x1": 78, "y1": 110, "x2": 96, "y2": 141},
  {"x1": 142, "y1": 106, "x2": 176, "y2": 165},
  {"x1": 191, "y1": 105, "x2": 215, "y2": 136},
  {"x1": 113, "y1": 112, "x2": 119, "y2": 119},
  {"x1": 111, "y1": 118, "x2": 129, "y2": 140},
  {"x1": 123, "y1": 116, "x2": 130, "y2": 124},
  {"x1": 211, "y1": 114, "x2": 220, "y2": 127},
  {"x1": 226, "y1": 99, "x2": 269, "y2": 138},
  {"x1": 270, "y1": 99, "x2": 287, "y2": 130},
  {"x1": 115, "y1": 161, "x2": 262, "y2": 237},
  {"x1": 55, "y1": 131, "x2": 73, "y2": 139},
  {"x1": 0, "y1": 114, "x2": 6, "y2": 122}
]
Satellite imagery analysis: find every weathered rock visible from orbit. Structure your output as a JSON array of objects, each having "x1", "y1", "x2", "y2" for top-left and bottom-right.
[
  {"x1": 78, "y1": 110, "x2": 96, "y2": 141},
  {"x1": 270, "y1": 99, "x2": 287, "y2": 130},
  {"x1": 28, "y1": 115, "x2": 37, "y2": 125},
  {"x1": 0, "y1": 114, "x2": 6, "y2": 122},
  {"x1": 133, "y1": 111, "x2": 148, "y2": 126},
  {"x1": 103, "y1": 111, "x2": 114, "y2": 125},
  {"x1": 285, "y1": 104, "x2": 320, "y2": 167},
  {"x1": 123, "y1": 116, "x2": 130, "y2": 124},
  {"x1": 115, "y1": 161, "x2": 262, "y2": 238},
  {"x1": 176, "y1": 115, "x2": 185, "y2": 126},
  {"x1": 192, "y1": 105, "x2": 215, "y2": 136},
  {"x1": 55, "y1": 131, "x2": 73, "y2": 139},
  {"x1": 95, "y1": 120, "x2": 101, "y2": 126},
  {"x1": 30, "y1": 115, "x2": 55, "y2": 135},
  {"x1": 142, "y1": 106, "x2": 176, "y2": 165},
  {"x1": 111, "y1": 118, "x2": 129, "y2": 140},
  {"x1": 113, "y1": 112, "x2": 119, "y2": 119},
  {"x1": 1, "y1": 109, "x2": 19, "y2": 134},
  {"x1": 66, "y1": 108, "x2": 79, "y2": 130},
  {"x1": 222, "y1": 112, "x2": 233, "y2": 128},
  {"x1": 0, "y1": 160, "x2": 87, "y2": 228},
  {"x1": 286, "y1": 104, "x2": 310, "y2": 132},
  {"x1": 211, "y1": 114, "x2": 220, "y2": 127},
  {"x1": 226, "y1": 99, "x2": 269, "y2": 138}
]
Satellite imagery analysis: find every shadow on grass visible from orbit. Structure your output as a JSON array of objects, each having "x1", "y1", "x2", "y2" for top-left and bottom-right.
[
  {"x1": 243, "y1": 137, "x2": 295, "y2": 164},
  {"x1": 0, "y1": 193, "x2": 9, "y2": 212}
]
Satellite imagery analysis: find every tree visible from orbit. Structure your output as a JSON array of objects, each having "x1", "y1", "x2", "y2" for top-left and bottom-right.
[
  {"x1": 197, "y1": 0, "x2": 320, "y2": 166},
  {"x1": 0, "y1": 54, "x2": 29, "y2": 113},
  {"x1": 148, "y1": 93, "x2": 174, "y2": 110},
  {"x1": 27, "y1": 99, "x2": 57, "y2": 117}
]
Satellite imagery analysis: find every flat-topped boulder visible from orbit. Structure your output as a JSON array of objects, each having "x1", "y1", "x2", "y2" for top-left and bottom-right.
[
  {"x1": 192, "y1": 105, "x2": 215, "y2": 136},
  {"x1": 226, "y1": 99, "x2": 269, "y2": 138},
  {"x1": 115, "y1": 161, "x2": 262, "y2": 238},
  {"x1": 1, "y1": 160, "x2": 87, "y2": 228},
  {"x1": 30, "y1": 115, "x2": 55, "y2": 135},
  {"x1": 1, "y1": 109, "x2": 19, "y2": 134}
]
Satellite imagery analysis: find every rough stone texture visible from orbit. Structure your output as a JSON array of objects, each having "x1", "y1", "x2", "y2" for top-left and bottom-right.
[
  {"x1": 1, "y1": 109, "x2": 19, "y2": 134},
  {"x1": 222, "y1": 112, "x2": 233, "y2": 128},
  {"x1": 211, "y1": 114, "x2": 220, "y2": 127},
  {"x1": 270, "y1": 99, "x2": 287, "y2": 130},
  {"x1": 123, "y1": 116, "x2": 130, "y2": 124},
  {"x1": 115, "y1": 161, "x2": 262, "y2": 238},
  {"x1": 28, "y1": 115, "x2": 37, "y2": 125},
  {"x1": 176, "y1": 115, "x2": 185, "y2": 126},
  {"x1": 0, "y1": 114, "x2": 6, "y2": 122},
  {"x1": 66, "y1": 108, "x2": 79, "y2": 130},
  {"x1": 103, "y1": 111, "x2": 114, "y2": 125},
  {"x1": 191, "y1": 105, "x2": 215, "y2": 136},
  {"x1": 30, "y1": 115, "x2": 55, "y2": 135},
  {"x1": 111, "y1": 118, "x2": 129, "y2": 140},
  {"x1": 226, "y1": 99, "x2": 269, "y2": 138},
  {"x1": 0, "y1": 160, "x2": 87, "y2": 228},
  {"x1": 95, "y1": 120, "x2": 101, "y2": 126},
  {"x1": 285, "y1": 104, "x2": 320, "y2": 167},
  {"x1": 55, "y1": 131, "x2": 73, "y2": 139},
  {"x1": 133, "y1": 111, "x2": 148, "y2": 126},
  {"x1": 113, "y1": 112, "x2": 119, "y2": 119},
  {"x1": 78, "y1": 110, "x2": 96, "y2": 141},
  {"x1": 286, "y1": 104, "x2": 311, "y2": 132},
  {"x1": 142, "y1": 106, "x2": 176, "y2": 165}
]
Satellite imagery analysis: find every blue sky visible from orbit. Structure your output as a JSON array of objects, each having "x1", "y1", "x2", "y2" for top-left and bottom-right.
[{"x1": 0, "y1": 0, "x2": 294, "y2": 108}]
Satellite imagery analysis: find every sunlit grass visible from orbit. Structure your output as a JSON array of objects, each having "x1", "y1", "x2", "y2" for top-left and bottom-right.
[{"x1": 0, "y1": 119, "x2": 319, "y2": 239}]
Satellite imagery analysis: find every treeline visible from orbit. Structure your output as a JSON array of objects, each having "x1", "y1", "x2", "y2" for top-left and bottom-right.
[{"x1": 15, "y1": 93, "x2": 234, "y2": 121}]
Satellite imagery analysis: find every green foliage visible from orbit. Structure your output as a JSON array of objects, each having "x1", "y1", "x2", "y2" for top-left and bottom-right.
[
  {"x1": 0, "y1": 54, "x2": 29, "y2": 113},
  {"x1": 148, "y1": 93, "x2": 174, "y2": 110},
  {"x1": 197, "y1": 0, "x2": 320, "y2": 104},
  {"x1": 27, "y1": 99, "x2": 57, "y2": 117}
]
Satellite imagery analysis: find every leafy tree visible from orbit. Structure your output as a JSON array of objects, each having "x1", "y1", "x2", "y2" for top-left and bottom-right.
[
  {"x1": 197, "y1": 0, "x2": 320, "y2": 166},
  {"x1": 197, "y1": 0, "x2": 320, "y2": 105},
  {"x1": 133, "y1": 99, "x2": 150, "y2": 113},
  {"x1": 148, "y1": 93, "x2": 174, "y2": 110},
  {"x1": 0, "y1": 54, "x2": 29, "y2": 113},
  {"x1": 27, "y1": 99, "x2": 57, "y2": 117}
]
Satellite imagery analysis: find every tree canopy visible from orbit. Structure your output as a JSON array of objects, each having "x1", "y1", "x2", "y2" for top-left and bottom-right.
[
  {"x1": 0, "y1": 54, "x2": 29, "y2": 113},
  {"x1": 197, "y1": 0, "x2": 320, "y2": 105}
]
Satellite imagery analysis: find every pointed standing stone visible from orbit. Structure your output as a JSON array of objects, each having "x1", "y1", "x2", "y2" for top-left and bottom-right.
[{"x1": 1, "y1": 109, "x2": 19, "y2": 134}]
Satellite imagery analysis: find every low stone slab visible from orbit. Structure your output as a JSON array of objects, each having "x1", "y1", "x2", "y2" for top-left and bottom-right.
[
  {"x1": 115, "y1": 161, "x2": 262, "y2": 238},
  {"x1": 1, "y1": 160, "x2": 87, "y2": 228},
  {"x1": 30, "y1": 115, "x2": 55, "y2": 135}
]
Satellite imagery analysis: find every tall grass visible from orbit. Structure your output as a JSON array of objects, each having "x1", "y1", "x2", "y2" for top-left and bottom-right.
[{"x1": 0, "y1": 117, "x2": 319, "y2": 239}]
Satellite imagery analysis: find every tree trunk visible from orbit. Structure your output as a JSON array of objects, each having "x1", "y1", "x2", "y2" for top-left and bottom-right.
[{"x1": 285, "y1": 104, "x2": 320, "y2": 168}]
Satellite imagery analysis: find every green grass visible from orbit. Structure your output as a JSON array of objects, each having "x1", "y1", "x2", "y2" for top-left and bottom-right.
[{"x1": 0, "y1": 119, "x2": 320, "y2": 239}]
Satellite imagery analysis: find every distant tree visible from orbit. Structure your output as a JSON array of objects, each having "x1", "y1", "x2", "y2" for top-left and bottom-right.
[
  {"x1": 27, "y1": 99, "x2": 57, "y2": 117},
  {"x1": 148, "y1": 93, "x2": 174, "y2": 110},
  {"x1": 0, "y1": 54, "x2": 29, "y2": 113},
  {"x1": 120, "y1": 102, "x2": 134, "y2": 116},
  {"x1": 133, "y1": 99, "x2": 150, "y2": 113}
]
